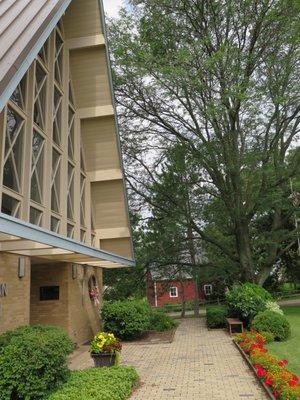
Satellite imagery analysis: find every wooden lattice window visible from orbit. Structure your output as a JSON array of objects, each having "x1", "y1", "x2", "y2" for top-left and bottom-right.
[
  {"x1": 67, "y1": 223, "x2": 74, "y2": 238},
  {"x1": 54, "y1": 29, "x2": 64, "y2": 85},
  {"x1": 10, "y1": 76, "x2": 26, "y2": 110},
  {"x1": 30, "y1": 207, "x2": 43, "y2": 226},
  {"x1": 1, "y1": 193, "x2": 20, "y2": 217},
  {"x1": 33, "y1": 62, "x2": 47, "y2": 129},
  {"x1": 31, "y1": 130, "x2": 45, "y2": 203},
  {"x1": 51, "y1": 148, "x2": 61, "y2": 213},
  {"x1": 67, "y1": 162, "x2": 75, "y2": 220},
  {"x1": 3, "y1": 107, "x2": 25, "y2": 192},
  {"x1": 53, "y1": 87, "x2": 62, "y2": 146},
  {"x1": 68, "y1": 106, "x2": 75, "y2": 160},
  {"x1": 50, "y1": 216, "x2": 60, "y2": 233},
  {"x1": 38, "y1": 41, "x2": 48, "y2": 65},
  {"x1": 80, "y1": 173, "x2": 86, "y2": 226}
]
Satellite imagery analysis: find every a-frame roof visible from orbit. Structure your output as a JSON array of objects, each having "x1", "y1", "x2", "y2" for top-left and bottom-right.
[{"x1": 0, "y1": 0, "x2": 72, "y2": 111}]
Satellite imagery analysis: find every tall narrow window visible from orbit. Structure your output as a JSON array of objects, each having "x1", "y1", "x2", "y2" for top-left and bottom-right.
[
  {"x1": 1, "y1": 194, "x2": 20, "y2": 217},
  {"x1": 67, "y1": 163, "x2": 74, "y2": 220},
  {"x1": 30, "y1": 207, "x2": 43, "y2": 226},
  {"x1": 68, "y1": 106, "x2": 75, "y2": 160},
  {"x1": 80, "y1": 173, "x2": 86, "y2": 226},
  {"x1": 10, "y1": 76, "x2": 26, "y2": 110},
  {"x1": 54, "y1": 30, "x2": 64, "y2": 85},
  {"x1": 38, "y1": 41, "x2": 48, "y2": 65},
  {"x1": 51, "y1": 216, "x2": 60, "y2": 233},
  {"x1": 51, "y1": 148, "x2": 61, "y2": 212},
  {"x1": 33, "y1": 62, "x2": 47, "y2": 129},
  {"x1": 53, "y1": 88, "x2": 62, "y2": 146},
  {"x1": 3, "y1": 107, "x2": 24, "y2": 192},
  {"x1": 31, "y1": 130, "x2": 45, "y2": 203}
]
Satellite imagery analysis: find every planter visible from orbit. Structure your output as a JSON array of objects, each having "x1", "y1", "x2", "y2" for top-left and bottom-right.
[
  {"x1": 233, "y1": 341, "x2": 276, "y2": 400},
  {"x1": 91, "y1": 353, "x2": 116, "y2": 368}
]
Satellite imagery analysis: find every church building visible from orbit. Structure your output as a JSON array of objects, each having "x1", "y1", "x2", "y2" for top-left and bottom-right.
[{"x1": 0, "y1": 0, "x2": 134, "y2": 345}]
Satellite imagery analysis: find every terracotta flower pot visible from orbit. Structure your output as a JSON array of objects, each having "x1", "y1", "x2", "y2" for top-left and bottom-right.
[{"x1": 91, "y1": 353, "x2": 116, "y2": 367}]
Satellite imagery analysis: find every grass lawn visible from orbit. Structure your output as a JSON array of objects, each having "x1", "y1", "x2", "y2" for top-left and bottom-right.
[{"x1": 266, "y1": 306, "x2": 300, "y2": 376}]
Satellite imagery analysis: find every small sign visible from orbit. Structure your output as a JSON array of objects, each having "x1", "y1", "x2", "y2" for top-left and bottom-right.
[{"x1": 0, "y1": 283, "x2": 7, "y2": 297}]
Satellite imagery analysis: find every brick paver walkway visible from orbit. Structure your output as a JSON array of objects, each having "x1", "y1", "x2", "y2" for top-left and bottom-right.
[{"x1": 70, "y1": 318, "x2": 267, "y2": 400}]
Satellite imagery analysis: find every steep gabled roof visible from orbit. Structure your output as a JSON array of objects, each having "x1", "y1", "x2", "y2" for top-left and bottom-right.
[{"x1": 0, "y1": 0, "x2": 72, "y2": 111}]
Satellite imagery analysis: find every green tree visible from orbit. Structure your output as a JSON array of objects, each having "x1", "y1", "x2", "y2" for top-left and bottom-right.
[{"x1": 109, "y1": 0, "x2": 300, "y2": 283}]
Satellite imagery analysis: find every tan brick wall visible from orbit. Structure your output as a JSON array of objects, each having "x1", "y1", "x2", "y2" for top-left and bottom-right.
[
  {"x1": 0, "y1": 253, "x2": 31, "y2": 334},
  {"x1": 30, "y1": 262, "x2": 102, "y2": 345},
  {"x1": 68, "y1": 265, "x2": 102, "y2": 345},
  {"x1": 30, "y1": 263, "x2": 69, "y2": 330}
]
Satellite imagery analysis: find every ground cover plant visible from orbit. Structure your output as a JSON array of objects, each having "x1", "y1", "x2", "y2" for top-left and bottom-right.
[
  {"x1": 235, "y1": 331, "x2": 300, "y2": 399},
  {"x1": 206, "y1": 305, "x2": 228, "y2": 328},
  {"x1": 48, "y1": 366, "x2": 138, "y2": 400},
  {"x1": 0, "y1": 325, "x2": 74, "y2": 400},
  {"x1": 267, "y1": 307, "x2": 300, "y2": 376}
]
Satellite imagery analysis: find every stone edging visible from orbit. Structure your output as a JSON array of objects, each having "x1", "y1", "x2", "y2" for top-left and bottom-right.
[{"x1": 233, "y1": 341, "x2": 276, "y2": 400}]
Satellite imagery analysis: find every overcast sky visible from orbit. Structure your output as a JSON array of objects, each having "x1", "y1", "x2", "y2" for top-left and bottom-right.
[{"x1": 102, "y1": 0, "x2": 124, "y2": 18}]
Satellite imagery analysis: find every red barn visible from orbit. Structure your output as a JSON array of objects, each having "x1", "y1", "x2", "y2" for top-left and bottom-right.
[{"x1": 146, "y1": 269, "x2": 213, "y2": 307}]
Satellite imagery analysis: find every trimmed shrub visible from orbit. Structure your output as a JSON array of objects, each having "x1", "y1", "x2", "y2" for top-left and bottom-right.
[
  {"x1": 49, "y1": 366, "x2": 139, "y2": 400},
  {"x1": 252, "y1": 310, "x2": 291, "y2": 341},
  {"x1": 101, "y1": 299, "x2": 151, "y2": 339},
  {"x1": 226, "y1": 283, "x2": 273, "y2": 324},
  {"x1": 149, "y1": 309, "x2": 177, "y2": 331},
  {"x1": 206, "y1": 305, "x2": 228, "y2": 328},
  {"x1": 0, "y1": 325, "x2": 74, "y2": 400}
]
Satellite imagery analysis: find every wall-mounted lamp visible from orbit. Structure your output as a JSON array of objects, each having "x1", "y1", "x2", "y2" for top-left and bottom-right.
[
  {"x1": 72, "y1": 264, "x2": 77, "y2": 280},
  {"x1": 18, "y1": 257, "x2": 26, "y2": 278}
]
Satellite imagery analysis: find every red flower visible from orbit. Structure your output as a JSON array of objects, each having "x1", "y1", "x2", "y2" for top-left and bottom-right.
[
  {"x1": 278, "y1": 359, "x2": 288, "y2": 366},
  {"x1": 256, "y1": 367, "x2": 266, "y2": 378},
  {"x1": 272, "y1": 391, "x2": 279, "y2": 398},
  {"x1": 265, "y1": 377, "x2": 273, "y2": 386},
  {"x1": 288, "y1": 379, "x2": 298, "y2": 387},
  {"x1": 292, "y1": 374, "x2": 299, "y2": 382}
]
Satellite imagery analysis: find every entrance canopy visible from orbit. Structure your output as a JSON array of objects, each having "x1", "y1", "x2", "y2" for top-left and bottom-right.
[{"x1": 0, "y1": 213, "x2": 135, "y2": 268}]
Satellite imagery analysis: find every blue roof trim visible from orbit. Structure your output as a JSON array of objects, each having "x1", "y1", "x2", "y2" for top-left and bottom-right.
[
  {"x1": 0, "y1": 213, "x2": 135, "y2": 267},
  {"x1": 0, "y1": 0, "x2": 73, "y2": 112}
]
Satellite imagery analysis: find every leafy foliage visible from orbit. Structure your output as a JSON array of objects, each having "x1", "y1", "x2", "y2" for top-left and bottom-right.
[
  {"x1": 48, "y1": 367, "x2": 138, "y2": 400},
  {"x1": 0, "y1": 325, "x2": 74, "y2": 400},
  {"x1": 206, "y1": 305, "x2": 228, "y2": 328},
  {"x1": 101, "y1": 300, "x2": 151, "y2": 339},
  {"x1": 252, "y1": 311, "x2": 291, "y2": 341},
  {"x1": 226, "y1": 283, "x2": 273, "y2": 324},
  {"x1": 265, "y1": 301, "x2": 284, "y2": 315},
  {"x1": 110, "y1": 0, "x2": 300, "y2": 284},
  {"x1": 149, "y1": 309, "x2": 177, "y2": 331}
]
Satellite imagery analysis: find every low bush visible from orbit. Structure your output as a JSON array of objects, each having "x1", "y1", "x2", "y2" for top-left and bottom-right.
[
  {"x1": 226, "y1": 283, "x2": 273, "y2": 324},
  {"x1": 101, "y1": 299, "x2": 151, "y2": 339},
  {"x1": 0, "y1": 325, "x2": 74, "y2": 400},
  {"x1": 206, "y1": 305, "x2": 228, "y2": 328},
  {"x1": 252, "y1": 310, "x2": 291, "y2": 341},
  {"x1": 49, "y1": 366, "x2": 138, "y2": 400},
  {"x1": 149, "y1": 309, "x2": 177, "y2": 331}
]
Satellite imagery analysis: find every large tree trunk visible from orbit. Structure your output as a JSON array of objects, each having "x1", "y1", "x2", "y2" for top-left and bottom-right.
[{"x1": 235, "y1": 222, "x2": 255, "y2": 282}]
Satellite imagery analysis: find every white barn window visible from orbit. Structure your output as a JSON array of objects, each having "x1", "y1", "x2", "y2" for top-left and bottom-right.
[{"x1": 169, "y1": 287, "x2": 178, "y2": 298}]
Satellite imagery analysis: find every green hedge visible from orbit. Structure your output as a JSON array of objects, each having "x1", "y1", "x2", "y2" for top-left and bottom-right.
[
  {"x1": 0, "y1": 325, "x2": 74, "y2": 400},
  {"x1": 252, "y1": 310, "x2": 291, "y2": 341},
  {"x1": 149, "y1": 309, "x2": 177, "y2": 331},
  {"x1": 206, "y1": 305, "x2": 228, "y2": 328},
  {"x1": 49, "y1": 367, "x2": 138, "y2": 400},
  {"x1": 102, "y1": 300, "x2": 151, "y2": 339},
  {"x1": 226, "y1": 283, "x2": 272, "y2": 324}
]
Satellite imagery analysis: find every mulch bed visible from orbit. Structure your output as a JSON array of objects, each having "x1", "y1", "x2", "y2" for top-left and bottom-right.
[{"x1": 123, "y1": 327, "x2": 177, "y2": 345}]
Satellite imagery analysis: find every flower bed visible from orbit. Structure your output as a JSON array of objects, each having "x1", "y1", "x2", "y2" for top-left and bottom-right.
[{"x1": 234, "y1": 332, "x2": 300, "y2": 400}]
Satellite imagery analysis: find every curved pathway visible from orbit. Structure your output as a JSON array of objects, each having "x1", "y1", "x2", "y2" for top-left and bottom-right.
[{"x1": 123, "y1": 318, "x2": 267, "y2": 400}]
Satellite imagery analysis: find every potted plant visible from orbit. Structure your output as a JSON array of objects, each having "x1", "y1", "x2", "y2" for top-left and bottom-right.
[{"x1": 90, "y1": 332, "x2": 122, "y2": 367}]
